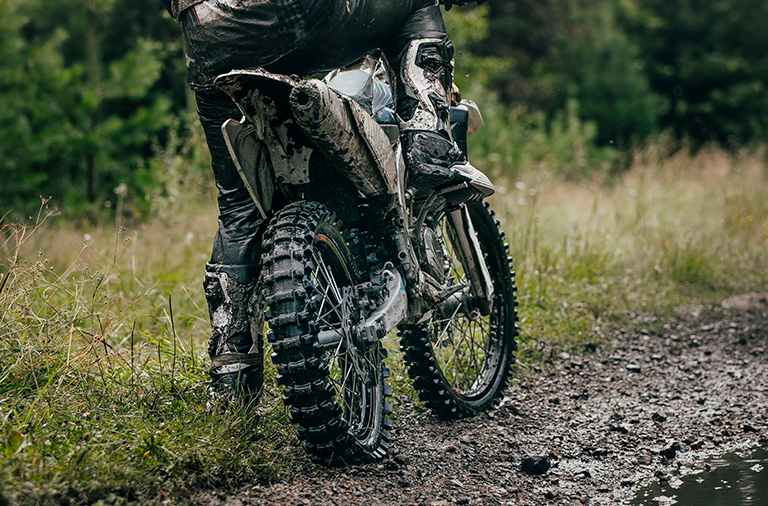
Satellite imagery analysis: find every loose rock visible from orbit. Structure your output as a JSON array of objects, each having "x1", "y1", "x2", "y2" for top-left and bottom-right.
[
  {"x1": 521, "y1": 456, "x2": 551, "y2": 476},
  {"x1": 198, "y1": 293, "x2": 768, "y2": 506}
]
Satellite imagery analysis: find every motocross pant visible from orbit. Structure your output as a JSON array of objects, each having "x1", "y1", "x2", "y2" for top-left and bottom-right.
[{"x1": 183, "y1": 0, "x2": 448, "y2": 401}]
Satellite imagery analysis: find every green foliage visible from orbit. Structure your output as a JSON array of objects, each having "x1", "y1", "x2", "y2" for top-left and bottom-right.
[
  {"x1": 447, "y1": 6, "x2": 620, "y2": 179},
  {"x1": 445, "y1": 4, "x2": 515, "y2": 93},
  {"x1": 0, "y1": 207, "x2": 297, "y2": 504},
  {"x1": 469, "y1": 93, "x2": 619, "y2": 181},
  {"x1": 458, "y1": 0, "x2": 660, "y2": 150},
  {"x1": 0, "y1": 0, "x2": 190, "y2": 219},
  {"x1": 474, "y1": 0, "x2": 768, "y2": 148},
  {"x1": 469, "y1": 0, "x2": 563, "y2": 108},
  {"x1": 621, "y1": 0, "x2": 768, "y2": 146},
  {"x1": 1, "y1": 0, "x2": 768, "y2": 217},
  {"x1": 542, "y1": 1, "x2": 660, "y2": 148}
]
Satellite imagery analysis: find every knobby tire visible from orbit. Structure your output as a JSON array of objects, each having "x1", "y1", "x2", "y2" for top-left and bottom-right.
[
  {"x1": 400, "y1": 201, "x2": 518, "y2": 419},
  {"x1": 262, "y1": 201, "x2": 392, "y2": 466}
]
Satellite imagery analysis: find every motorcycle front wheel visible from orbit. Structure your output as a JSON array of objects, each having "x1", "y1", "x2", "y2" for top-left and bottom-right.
[
  {"x1": 400, "y1": 201, "x2": 519, "y2": 419},
  {"x1": 262, "y1": 201, "x2": 392, "y2": 466}
]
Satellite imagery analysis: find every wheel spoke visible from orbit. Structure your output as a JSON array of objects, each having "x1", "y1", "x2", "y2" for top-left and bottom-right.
[
  {"x1": 264, "y1": 203, "x2": 390, "y2": 465},
  {"x1": 311, "y1": 243, "x2": 381, "y2": 437},
  {"x1": 420, "y1": 205, "x2": 514, "y2": 398},
  {"x1": 400, "y1": 202, "x2": 516, "y2": 419}
]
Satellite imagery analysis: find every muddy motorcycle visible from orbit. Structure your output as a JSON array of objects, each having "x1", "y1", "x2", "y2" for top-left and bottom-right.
[{"x1": 214, "y1": 55, "x2": 518, "y2": 466}]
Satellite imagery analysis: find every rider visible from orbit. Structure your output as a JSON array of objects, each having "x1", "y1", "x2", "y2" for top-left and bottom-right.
[{"x1": 161, "y1": 0, "x2": 492, "y2": 404}]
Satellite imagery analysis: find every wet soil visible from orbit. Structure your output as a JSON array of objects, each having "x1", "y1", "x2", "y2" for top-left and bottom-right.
[{"x1": 201, "y1": 293, "x2": 768, "y2": 506}]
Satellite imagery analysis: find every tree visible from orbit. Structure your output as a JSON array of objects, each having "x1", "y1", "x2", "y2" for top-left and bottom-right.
[
  {"x1": 472, "y1": 0, "x2": 659, "y2": 148},
  {"x1": 0, "y1": 0, "x2": 186, "y2": 218},
  {"x1": 544, "y1": 0, "x2": 660, "y2": 148},
  {"x1": 471, "y1": 0, "x2": 565, "y2": 109},
  {"x1": 622, "y1": 0, "x2": 768, "y2": 146}
]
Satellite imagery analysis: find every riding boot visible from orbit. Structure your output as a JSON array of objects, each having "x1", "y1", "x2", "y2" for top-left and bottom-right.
[
  {"x1": 203, "y1": 263, "x2": 264, "y2": 404},
  {"x1": 396, "y1": 37, "x2": 494, "y2": 203}
]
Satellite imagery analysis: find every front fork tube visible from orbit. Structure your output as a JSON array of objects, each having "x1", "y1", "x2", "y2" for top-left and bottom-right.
[
  {"x1": 447, "y1": 205, "x2": 494, "y2": 316},
  {"x1": 378, "y1": 149, "x2": 495, "y2": 326}
]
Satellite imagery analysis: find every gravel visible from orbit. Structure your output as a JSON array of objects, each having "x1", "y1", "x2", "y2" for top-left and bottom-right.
[{"x1": 198, "y1": 293, "x2": 768, "y2": 506}]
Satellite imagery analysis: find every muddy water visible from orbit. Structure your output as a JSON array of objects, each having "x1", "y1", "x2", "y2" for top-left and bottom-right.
[{"x1": 632, "y1": 448, "x2": 768, "y2": 505}]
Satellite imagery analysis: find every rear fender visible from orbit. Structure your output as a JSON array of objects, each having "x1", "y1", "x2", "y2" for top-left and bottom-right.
[
  {"x1": 221, "y1": 118, "x2": 274, "y2": 219},
  {"x1": 215, "y1": 70, "x2": 314, "y2": 194}
]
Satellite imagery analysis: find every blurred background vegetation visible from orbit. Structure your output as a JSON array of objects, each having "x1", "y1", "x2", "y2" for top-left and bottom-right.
[
  {"x1": 2, "y1": 0, "x2": 767, "y2": 219},
  {"x1": 2, "y1": 1, "x2": 767, "y2": 501}
]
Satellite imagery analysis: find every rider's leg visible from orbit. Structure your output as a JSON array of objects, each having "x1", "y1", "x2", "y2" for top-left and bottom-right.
[
  {"x1": 271, "y1": 1, "x2": 494, "y2": 203},
  {"x1": 203, "y1": 263, "x2": 264, "y2": 403},
  {"x1": 178, "y1": 1, "x2": 308, "y2": 404},
  {"x1": 388, "y1": 3, "x2": 494, "y2": 203},
  {"x1": 196, "y1": 89, "x2": 268, "y2": 404}
]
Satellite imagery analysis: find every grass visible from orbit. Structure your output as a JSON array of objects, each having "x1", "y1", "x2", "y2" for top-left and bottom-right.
[
  {"x1": 493, "y1": 144, "x2": 768, "y2": 362},
  {"x1": 2, "y1": 145, "x2": 767, "y2": 504},
  {"x1": 0, "y1": 201, "x2": 298, "y2": 505}
]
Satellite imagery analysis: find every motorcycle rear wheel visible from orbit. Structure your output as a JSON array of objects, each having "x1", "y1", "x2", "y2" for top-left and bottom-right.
[
  {"x1": 400, "y1": 201, "x2": 518, "y2": 419},
  {"x1": 262, "y1": 201, "x2": 392, "y2": 466}
]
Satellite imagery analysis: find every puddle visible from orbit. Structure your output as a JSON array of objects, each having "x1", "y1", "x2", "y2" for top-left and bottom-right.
[{"x1": 632, "y1": 448, "x2": 768, "y2": 505}]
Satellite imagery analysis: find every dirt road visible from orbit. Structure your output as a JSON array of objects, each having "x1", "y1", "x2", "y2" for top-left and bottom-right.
[{"x1": 200, "y1": 293, "x2": 768, "y2": 506}]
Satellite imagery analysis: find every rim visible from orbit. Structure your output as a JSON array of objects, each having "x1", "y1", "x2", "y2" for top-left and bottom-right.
[
  {"x1": 310, "y1": 238, "x2": 381, "y2": 443},
  {"x1": 427, "y1": 215, "x2": 505, "y2": 399}
]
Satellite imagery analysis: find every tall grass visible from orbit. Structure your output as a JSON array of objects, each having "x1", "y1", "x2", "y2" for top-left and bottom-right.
[
  {"x1": 1, "y1": 144, "x2": 767, "y2": 504},
  {"x1": 0, "y1": 200, "x2": 298, "y2": 505},
  {"x1": 492, "y1": 145, "x2": 768, "y2": 362}
]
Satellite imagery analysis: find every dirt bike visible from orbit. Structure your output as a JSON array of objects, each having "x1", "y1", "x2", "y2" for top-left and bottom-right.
[{"x1": 214, "y1": 53, "x2": 519, "y2": 466}]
